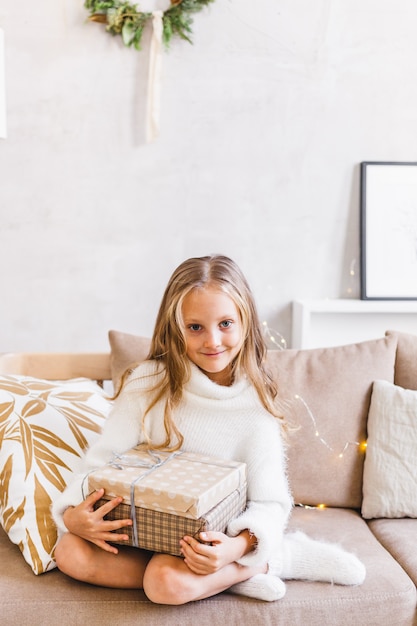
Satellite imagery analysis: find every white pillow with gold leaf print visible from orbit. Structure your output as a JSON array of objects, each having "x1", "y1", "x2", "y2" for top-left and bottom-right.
[{"x1": 0, "y1": 375, "x2": 111, "y2": 574}]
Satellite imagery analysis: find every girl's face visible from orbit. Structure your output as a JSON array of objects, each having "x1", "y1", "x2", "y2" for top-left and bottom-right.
[{"x1": 181, "y1": 286, "x2": 243, "y2": 386}]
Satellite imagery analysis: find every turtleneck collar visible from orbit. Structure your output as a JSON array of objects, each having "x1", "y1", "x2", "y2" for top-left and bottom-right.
[{"x1": 184, "y1": 362, "x2": 249, "y2": 400}]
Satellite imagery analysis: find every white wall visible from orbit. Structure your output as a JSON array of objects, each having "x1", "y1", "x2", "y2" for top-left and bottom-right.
[{"x1": 1, "y1": 1, "x2": 416, "y2": 352}]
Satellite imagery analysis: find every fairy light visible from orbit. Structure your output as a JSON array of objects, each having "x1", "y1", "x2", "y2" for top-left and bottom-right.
[
  {"x1": 294, "y1": 394, "x2": 367, "y2": 459},
  {"x1": 262, "y1": 321, "x2": 287, "y2": 350},
  {"x1": 346, "y1": 258, "x2": 357, "y2": 296},
  {"x1": 294, "y1": 502, "x2": 327, "y2": 510},
  {"x1": 260, "y1": 322, "x2": 369, "y2": 511}
]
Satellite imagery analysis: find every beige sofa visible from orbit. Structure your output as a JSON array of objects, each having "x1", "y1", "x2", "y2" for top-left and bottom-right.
[{"x1": 1, "y1": 329, "x2": 417, "y2": 625}]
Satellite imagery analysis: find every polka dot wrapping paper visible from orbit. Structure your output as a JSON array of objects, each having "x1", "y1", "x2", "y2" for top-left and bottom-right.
[{"x1": 85, "y1": 448, "x2": 247, "y2": 519}]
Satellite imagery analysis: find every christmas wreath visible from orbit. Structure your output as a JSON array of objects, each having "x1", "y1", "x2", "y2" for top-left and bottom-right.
[{"x1": 84, "y1": 0, "x2": 215, "y2": 49}]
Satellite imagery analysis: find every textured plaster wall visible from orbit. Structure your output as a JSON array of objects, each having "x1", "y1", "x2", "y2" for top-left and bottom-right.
[{"x1": 1, "y1": 1, "x2": 416, "y2": 352}]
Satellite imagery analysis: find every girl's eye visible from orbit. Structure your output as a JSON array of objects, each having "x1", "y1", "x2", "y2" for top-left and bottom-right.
[
  {"x1": 220, "y1": 320, "x2": 232, "y2": 329},
  {"x1": 189, "y1": 324, "x2": 202, "y2": 332}
]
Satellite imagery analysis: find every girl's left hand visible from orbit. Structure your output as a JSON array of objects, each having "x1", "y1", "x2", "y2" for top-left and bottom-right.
[{"x1": 179, "y1": 531, "x2": 243, "y2": 575}]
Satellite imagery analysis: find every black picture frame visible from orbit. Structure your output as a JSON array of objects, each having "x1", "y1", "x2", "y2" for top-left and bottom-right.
[{"x1": 360, "y1": 161, "x2": 417, "y2": 300}]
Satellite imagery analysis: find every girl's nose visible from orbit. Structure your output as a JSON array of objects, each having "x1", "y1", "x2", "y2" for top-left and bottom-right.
[{"x1": 204, "y1": 329, "x2": 221, "y2": 348}]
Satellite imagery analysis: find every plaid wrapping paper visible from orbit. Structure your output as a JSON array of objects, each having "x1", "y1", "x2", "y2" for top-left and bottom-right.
[{"x1": 95, "y1": 484, "x2": 247, "y2": 556}]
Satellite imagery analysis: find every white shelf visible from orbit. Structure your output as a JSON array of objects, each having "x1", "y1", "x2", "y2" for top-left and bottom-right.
[{"x1": 292, "y1": 299, "x2": 417, "y2": 349}]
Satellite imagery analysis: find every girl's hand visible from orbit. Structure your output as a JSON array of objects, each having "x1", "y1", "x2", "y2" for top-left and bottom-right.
[
  {"x1": 62, "y1": 488, "x2": 132, "y2": 554},
  {"x1": 179, "y1": 531, "x2": 251, "y2": 575}
]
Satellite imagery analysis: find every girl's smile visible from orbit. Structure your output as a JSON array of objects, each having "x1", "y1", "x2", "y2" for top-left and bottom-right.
[{"x1": 182, "y1": 286, "x2": 243, "y2": 386}]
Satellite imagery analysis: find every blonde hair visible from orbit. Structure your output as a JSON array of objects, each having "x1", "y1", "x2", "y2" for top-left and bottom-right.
[{"x1": 138, "y1": 255, "x2": 282, "y2": 451}]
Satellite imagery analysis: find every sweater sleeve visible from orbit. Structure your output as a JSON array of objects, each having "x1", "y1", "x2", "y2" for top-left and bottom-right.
[{"x1": 226, "y1": 418, "x2": 293, "y2": 567}]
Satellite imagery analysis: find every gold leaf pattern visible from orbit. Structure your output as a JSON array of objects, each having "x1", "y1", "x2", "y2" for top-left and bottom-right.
[
  {"x1": 0, "y1": 375, "x2": 110, "y2": 574},
  {"x1": 36, "y1": 459, "x2": 66, "y2": 493},
  {"x1": 67, "y1": 419, "x2": 89, "y2": 450},
  {"x1": 0, "y1": 399, "x2": 15, "y2": 423},
  {"x1": 0, "y1": 453, "x2": 13, "y2": 510},
  {"x1": 25, "y1": 528, "x2": 44, "y2": 576},
  {"x1": 21, "y1": 398, "x2": 46, "y2": 418},
  {"x1": 3, "y1": 497, "x2": 26, "y2": 533},
  {"x1": 25, "y1": 380, "x2": 56, "y2": 392},
  {"x1": 0, "y1": 421, "x2": 11, "y2": 449},
  {"x1": 34, "y1": 475, "x2": 57, "y2": 555},
  {"x1": 0, "y1": 379, "x2": 29, "y2": 395},
  {"x1": 18, "y1": 417, "x2": 33, "y2": 479},
  {"x1": 58, "y1": 404, "x2": 105, "y2": 431},
  {"x1": 53, "y1": 391, "x2": 95, "y2": 402},
  {"x1": 33, "y1": 438, "x2": 73, "y2": 468},
  {"x1": 31, "y1": 425, "x2": 80, "y2": 456}
]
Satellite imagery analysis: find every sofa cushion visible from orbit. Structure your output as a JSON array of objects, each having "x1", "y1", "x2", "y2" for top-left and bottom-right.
[
  {"x1": 2, "y1": 508, "x2": 416, "y2": 626},
  {"x1": 108, "y1": 330, "x2": 151, "y2": 392},
  {"x1": 368, "y1": 517, "x2": 417, "y2": 586},
  {"x1": 0, "y1": 375, "x2": 111, "y2": 574},
  {"x1": 267, "y1": 335, "x2": 397, "y2": 509},
  {"x1": 362, "y1": 380, "x2": 417, "y2": 519},
  {"x1": 386, "y1": 330, "x2": 417, "y2": 390}
]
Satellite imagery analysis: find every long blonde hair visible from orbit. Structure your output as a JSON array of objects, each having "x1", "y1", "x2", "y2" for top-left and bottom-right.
[{"x1": 138, "y1": 255, "x2": 282, "y2": 451}]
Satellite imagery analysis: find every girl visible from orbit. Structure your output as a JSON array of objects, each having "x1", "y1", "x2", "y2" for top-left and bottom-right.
[{"x1": 52, "y1": 255, "x2": 365, "y2": 604}]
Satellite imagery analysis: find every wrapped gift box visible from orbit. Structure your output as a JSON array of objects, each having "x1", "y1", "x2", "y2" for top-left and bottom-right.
[{"x1": 85, "y1": 448, "x2": 247, "y2": 555}]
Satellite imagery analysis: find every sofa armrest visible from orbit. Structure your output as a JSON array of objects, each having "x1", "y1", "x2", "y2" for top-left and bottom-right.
[{"x1": 0, "y1": 352, "x2": 111, "y2": 383}]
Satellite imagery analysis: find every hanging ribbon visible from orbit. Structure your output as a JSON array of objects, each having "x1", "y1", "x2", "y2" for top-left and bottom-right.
[{"x1": 146, "y1": 11, "x2": 163, "y2": 143}]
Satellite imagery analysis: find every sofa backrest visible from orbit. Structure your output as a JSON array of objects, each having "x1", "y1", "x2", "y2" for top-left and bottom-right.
[
  {"x1": 386, "y1": 330, "x2": 417, "y2": 390},
  {"x1": 266, "y1": 335, "x2": 398, "y2": 510}
]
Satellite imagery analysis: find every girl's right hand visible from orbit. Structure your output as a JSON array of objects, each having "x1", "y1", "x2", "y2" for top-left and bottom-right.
[{"x1": 62, "y1": 488, "x2": 132, "y2": 554}]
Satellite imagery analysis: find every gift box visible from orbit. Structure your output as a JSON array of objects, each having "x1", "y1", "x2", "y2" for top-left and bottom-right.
[{"x1": 84, "y1": 448, "x2": 247, "y2": 555}]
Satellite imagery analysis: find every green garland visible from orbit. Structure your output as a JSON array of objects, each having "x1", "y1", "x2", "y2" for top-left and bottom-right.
[{"x1": 84, "y1": 0, "x2": 215, "y2": 49}]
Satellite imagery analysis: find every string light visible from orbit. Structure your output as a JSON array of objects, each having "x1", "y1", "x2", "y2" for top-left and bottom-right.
[
  {"x1": 294, "y1": 501, "x2": 327, "y2": 511},
  {"x1": 294, "y1": 394, "x2": 367, "y2": 459},
  {"x1": 261, "y1": 324, "x2": 367, "y2": 459},
  {"x1": 295, "y1": 502, "x2": 327, "y2": 511},
  {"x1": 256, "y1": 316, "x2": 367, "y2": 511},
  {"x1": 262, "y1": 321, "x2": 287, "y2": 350},
  {"x1": 291, "y1": 396, "x2": 368, "y2": 511},
  {"x1": 261, "y1": 322, "x2": 368, "y2": 511},
  {"x1": 346, "y1": 258, "x2": 357, "y2": 296}
]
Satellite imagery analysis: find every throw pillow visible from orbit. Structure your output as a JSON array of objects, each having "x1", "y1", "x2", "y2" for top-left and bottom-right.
[
  {"x1": 362, "y1": 379, "x2": 417, "y2": 519},
  {"x1": 108, "y1": 330, "x2": 151, "y2": 393},
  {"x1": 0, "y1": 375, "x2": 111, "y2": 574}
]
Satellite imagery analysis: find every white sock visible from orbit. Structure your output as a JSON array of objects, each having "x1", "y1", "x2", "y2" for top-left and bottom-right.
[
  {"x1": 229, "y1": 574, "x2": 286, "y2": 602},
  {"x1": 280, "y1": 531, "x2": 366, "y2": 586}
]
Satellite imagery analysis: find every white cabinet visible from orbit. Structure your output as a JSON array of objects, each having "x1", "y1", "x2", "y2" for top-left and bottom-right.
[{"x1": 292, "y1": 299, "x2": 417, "y2": 349}]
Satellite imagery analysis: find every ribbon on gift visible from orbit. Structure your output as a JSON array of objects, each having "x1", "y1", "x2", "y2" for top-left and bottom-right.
[
  {"x1": 110, "y1": 449, "x2": 179, "y2": 547},
  {"x1": 146, "y1": 11, "x2": 163, "y2": 143},
  {"x1": 111, "y1": 449, "x2": 169, "y2": 470}
]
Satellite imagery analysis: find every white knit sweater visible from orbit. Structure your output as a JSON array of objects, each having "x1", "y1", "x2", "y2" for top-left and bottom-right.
[{"x1": 52, "y1": 361, "x2": 293, "y2": 567}]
